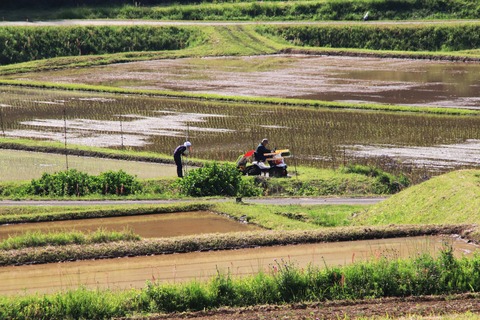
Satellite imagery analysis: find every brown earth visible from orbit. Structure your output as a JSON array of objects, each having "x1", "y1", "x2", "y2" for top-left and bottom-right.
[{"x1": 138, "y1": 294, "x2": 480, "y2": 320}]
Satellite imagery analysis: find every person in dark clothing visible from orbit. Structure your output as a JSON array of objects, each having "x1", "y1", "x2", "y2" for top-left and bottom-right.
[
  {"x1": 173, "y1": 141, "x2": 191, "y2": 178},
  {"x1": 254, "y1": 138, "x2": 271, "y2": 162}
]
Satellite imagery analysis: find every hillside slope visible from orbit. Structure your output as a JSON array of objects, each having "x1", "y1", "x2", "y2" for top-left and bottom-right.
[{"x1": 354, "y1": 170, "x2": 480, "y2": 225}]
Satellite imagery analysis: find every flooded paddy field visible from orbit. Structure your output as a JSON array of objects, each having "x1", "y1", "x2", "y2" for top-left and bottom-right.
[
  {"x1": 9, "y1": 55, "x2": 480, "y2": 109},
  {"x1": 0, "y1": 149, "x2": 177, "y2": 181},
  {"x1": 2, "y1": 86, "x2": 480, "y2": 174},
  {"x1": 0, "y1": 235, "x2": 475, "y2": 295},
  {"x1": 0, "y1": 211, "x2": 259, "y2": 240}
]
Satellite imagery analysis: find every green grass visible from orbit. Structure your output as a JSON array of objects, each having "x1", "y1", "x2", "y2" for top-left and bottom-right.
[
  {"x1": 1, "y1": 247, "x2": 479, "y2": 318},
  {"x1": 0, "y1": 228, "x2": 140, "y2": 250},
  {"x1": 2, "y1": 0, "x2": 480, "y2": 21},
  {"x1": 215, "y1": 203, "x2": 366, "y2": 229},
  {"x1": 0, "y1": 203, "x2": 212, "y2": 224},
  {"x1": 355, "y1": 170, "x2": 480, "y2": 225}
]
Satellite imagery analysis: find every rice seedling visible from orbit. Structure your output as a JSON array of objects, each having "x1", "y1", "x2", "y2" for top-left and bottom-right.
[
  {"x1": 1, "y1": 86, "x2": 480, "y2": 182},
  {"x1": 0, "y1": 228, "x2": 140, "y2": 250}
]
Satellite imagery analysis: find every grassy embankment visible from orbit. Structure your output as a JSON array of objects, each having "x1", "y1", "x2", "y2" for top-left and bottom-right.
[
  {"x1": 1, "y1": 0, "x2": 480, "y2": 21},
  {"x1": 356, "y1": 169, "x2": 480, "y2": 226}
]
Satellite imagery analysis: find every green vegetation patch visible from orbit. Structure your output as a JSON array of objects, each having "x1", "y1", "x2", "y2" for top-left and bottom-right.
[
  {"x1": 0, "y1": 25, "x2": 202, "y2": 65},
  {"x1": 215, "y1": 202, "x2": 363, "y2": 229},
  {"x1": 0, "y1": 203, "x2": 212, "y2": 224},
  {"x1": 2, "y1": 0, "x2": 480, "y2": 21},
  {"x1": 259, "y1": 22, "x2": 480, "y2": 52},
  {"x1": 0, "y1": 228, "x2": 140, "y2": 251},
  {"x1": 355, "y1": 170, "x2": 480, "y2": 226},
  {"x1": 0, "y1": 247, "x2": 479, "y2": 318}
]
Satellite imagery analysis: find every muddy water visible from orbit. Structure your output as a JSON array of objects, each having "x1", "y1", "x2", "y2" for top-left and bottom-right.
[
  {"x1": 0, "y1": 211, "x2": 258, "y2": 239},
  {"x1": 10, "y1": 55, "x2": 480, "y2": 108},
  {"x1": 0, "y1": 236, "x2": 476, "y2": 295},
  {"x1": 0, "y1": 149, "x2": 177, "y2": 181}
]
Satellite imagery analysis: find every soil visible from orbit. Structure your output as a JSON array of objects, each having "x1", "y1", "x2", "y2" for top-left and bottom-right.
[{"x1": 141, "y1": 294, "x2": 480, "y2": 320}]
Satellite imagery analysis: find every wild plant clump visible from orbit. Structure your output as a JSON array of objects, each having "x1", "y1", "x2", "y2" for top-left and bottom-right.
[
  {"x1": 28, "y1": 169, "x2": 142, "y2": 196},
  {"x1": 178, "y1": 162, "x2": 261, "y2": 197},
  {"x1": 342, "y1": 164, "x2": 410, "y2": 193}
]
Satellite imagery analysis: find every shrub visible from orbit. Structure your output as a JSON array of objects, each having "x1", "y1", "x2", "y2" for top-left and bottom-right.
[
  {"x1": 178, "y1": 162, "x2": 260, "y2": 197},
  {"x1": 28, "y1": 169, "x2": 141, "y2": 197},
  {"x1": 342, "y1": 164, "x2": 410, "y2": 193},
  {"x1": 92, "y1": 170, "x2": 142, "y2": 195}
]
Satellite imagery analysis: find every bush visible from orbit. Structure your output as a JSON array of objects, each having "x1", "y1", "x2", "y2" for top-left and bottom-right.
[
  {"x1": 178, "y1": 162, "x2": 260, "y2": 197},
  {"x1": 28, "y1": 169, "x2": 141, "y2": 197},
  {"x1": 92, "y1": 170, "x2": 142, "y2": 195},
  {"x1": 342, "y1": 164, "x2": 410, "y2": 193}
]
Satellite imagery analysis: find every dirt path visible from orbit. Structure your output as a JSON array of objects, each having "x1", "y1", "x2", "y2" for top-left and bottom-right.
[
  {"x1": 1, "y1": 19, "x2": 479, "y2": 27},
  {"x1": 0, "y1": 197, "x2": 386, "y2": 207},
  {"x1": 146, "y1": 294, "x2": 480, "y2": 320}
]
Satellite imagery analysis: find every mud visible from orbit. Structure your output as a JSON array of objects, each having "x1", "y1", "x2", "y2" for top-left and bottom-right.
[
  {"x1": 149, "y1": 294, "x2": 480, "y2": 320},
  {"x1": 0, "y1": 235, "x2": 475, "y2": 296},
  {"x1": 0, "y1": 211, "x2": 258, "y2": 239},
  {"x1": 0, "y1": 149, "x2": 177, "y2": 181},
  {"x1": 11, "y1": 54, "x2": 480, "y2": 109}
]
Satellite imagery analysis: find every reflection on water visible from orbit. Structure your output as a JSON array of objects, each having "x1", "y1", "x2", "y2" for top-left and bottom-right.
[
  {"x1": 11, "y1": 55, "x2": 479, "y2": 108},
  {"x1": 345, "y1": 139, "x2": 480, "y2": 169},
  {"x1": 2, "y1": 87, "x2": 480, "y2": 174},
  {"x1": 0, "y1": 211, "x2": 258, "y2": 239}
]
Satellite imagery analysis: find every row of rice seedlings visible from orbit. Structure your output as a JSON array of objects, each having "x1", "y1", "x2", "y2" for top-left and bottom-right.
[
  {"x1": 2, "y1": 86, "x2": 480, "y2": 179},
  {"x1": 0, "y1": 228, "x2": 140, "y2": 250}
]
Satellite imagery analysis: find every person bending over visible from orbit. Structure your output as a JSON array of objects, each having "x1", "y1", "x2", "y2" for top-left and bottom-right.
[{"x1": 173, "y1": 141, "x2": 191, "y2": 178}]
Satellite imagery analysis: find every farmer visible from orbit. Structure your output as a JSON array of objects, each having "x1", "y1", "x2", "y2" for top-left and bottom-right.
[
  {"x1": 255, "y1": 138, "x2": 271, "y2": 162},
  {"x1": 173, "y1": 141, "x2": 192, "y2": 178}
]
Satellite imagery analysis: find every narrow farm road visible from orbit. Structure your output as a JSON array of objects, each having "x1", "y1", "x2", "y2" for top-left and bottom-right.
[
  {"x1": 0, "y1": 197, "x2": 386, "y2": 207},
  {"x1": 1, "y1": 19, "x2": 479, "y2": 27}
]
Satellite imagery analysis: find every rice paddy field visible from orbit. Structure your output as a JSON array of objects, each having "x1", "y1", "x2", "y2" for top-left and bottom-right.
[
  {"x1": 1, "y1": 2, "x2": 480, "y2": 318},
  {"x1": 1, "y1": 85, "x2": 480, "y2": 175},
  {"x1": 0, "y1": 149, "x2": 177, "y2": 181}
]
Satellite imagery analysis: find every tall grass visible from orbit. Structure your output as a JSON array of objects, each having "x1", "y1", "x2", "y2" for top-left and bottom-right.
[
  {"x1": 0, "y1": 26, "x2": 201, "y2": 65},
  {"x1": 258, "y1": 23, "x2": 480, "y2": 52},
  {"x1": 3, "y1": 0, "x2": 480, "y2": 21},
  {"x1": 0, "y1": 228, "x2": 140, "y2": 250},
  {"x1": 0, "y1": 247, "x2": 479, "y2": 319}
]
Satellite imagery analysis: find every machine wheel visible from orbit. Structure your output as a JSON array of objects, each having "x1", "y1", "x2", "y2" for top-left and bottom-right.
[{"x1": 246, "y1": 165, "x2": 261, "y2": 176}]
